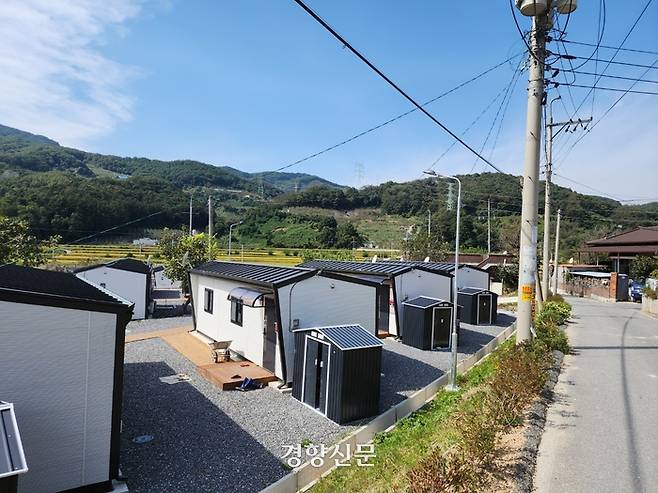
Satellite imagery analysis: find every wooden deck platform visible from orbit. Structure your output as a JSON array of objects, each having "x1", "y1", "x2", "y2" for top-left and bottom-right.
[
  {"x1": 159, "y1": 331, "x2": 277, "y2": 390},
  {"x1": 125, "y1": 326, "x2": 191, "y2": 343},
  {"x1": 197, "y1": 361, "x2": 278, "y2": 391}
]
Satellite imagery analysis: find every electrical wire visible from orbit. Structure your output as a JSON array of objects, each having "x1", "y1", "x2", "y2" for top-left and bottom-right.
[
  {"x1": 560, "y1": 0, "x2": 654, "y2": 123},
  {"x1": 292, "y1": 0, "x2": 506, "y2": 174},
  {"x1": 568, "y1": 56, "x2": 658, "y2": 70},
  {"x1": 427, "y1": 77, "x2": 516, "y2": 173},
  {"x1": 562, "y1": 40, "x2": 658, "y2": 56},
  {"x1": 555, "y1": 83, "x2": 658, "y2": 95},
  {"x1": 272, "y1": 52, "x2": 522, "y2": 173},
  {"x1": 554, "y1": 57, "x2": 658, "y2": 165},
  {"x1": 468, "y1": 60, "x2": 524, "y2": 172},
  {"x1": 560, "y1": 0, "x2": 607, "y2": 71},
  {"x1": 561, "y1": 69, "x2": 658, "y2": 85},
  {"x1": 509, "y1": 0, "x2": 546, "y2": 66}
]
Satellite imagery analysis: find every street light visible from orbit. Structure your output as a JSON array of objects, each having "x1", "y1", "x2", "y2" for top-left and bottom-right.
[
  {"x1": 228, "y1": 221, "x2": 243, "y2": 261},
  {"x1": 424, "y1": 169, "x2": 461, "y2": 391}
]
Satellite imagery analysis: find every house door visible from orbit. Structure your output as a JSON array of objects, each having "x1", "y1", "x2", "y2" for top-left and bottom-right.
[
  {"x1": 432, "y1": 307, "x2": 452, "y2": 348},
  {"x1": 262, "y1": 297, "x2": 277, "y2": 372},
  {"x1": 478, "y1": 294, "x2": 492, "y2": 324},
  {"x1": 302, "y1": 337, "x2": 330, "y2": 413},
  {"x1": 376, "y1": 285, "x2": 390, "y2": 335}
]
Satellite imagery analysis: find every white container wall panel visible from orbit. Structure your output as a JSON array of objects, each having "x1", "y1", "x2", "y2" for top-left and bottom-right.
[
  {"x1": 277, "y1": 276, "x2": 377, "y2": 383},
  {"x1": 0, "y1": 301, "x2": 116, "y2": 493},
  {"x1": 191, "y1": 274, "x2": 266, "y2": 368},
  {"x1": 395, "y1": 269, "x2": 452, "y2": 336},
  {"x1": 77, "y1": 267, "x2": 147, "y2": 319},
  {"x1": 457, "y1": 267, "x2": 490, "y2": 290}
]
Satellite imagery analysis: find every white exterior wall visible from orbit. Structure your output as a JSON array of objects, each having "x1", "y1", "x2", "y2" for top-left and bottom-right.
[
  {"x1": 394, "y1": 269, "x2": 452, "y2": 336},
  {"x1": 77, "y1": 267, "x2": 147, "y2": 319},
  {"x1": 0, "y1": 301, "x2": 117, "y2": 493},
  {"x1": 277, "y1": 275, "x2": 377, "y2": 383},
  {"x1": 457, "y1": 267, "x2": 490, "y2": 290},
  {"x1": 191, "y1": 274, "x2": 266, "y2": 368}
]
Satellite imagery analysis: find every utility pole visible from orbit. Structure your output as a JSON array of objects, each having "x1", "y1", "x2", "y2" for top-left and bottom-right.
[
  {"x1": 208, "y1": 197, "x2": 213, "y2": 237},
  {"x1": 487, "y1": 199, "x2": 491, "y2": 257},
  {"x1": 542, "y1": 109, "x2": 592, "y2": 299},
  {"x1": 189, "y1": 194, "x2": 193, "y2": 235},
  {"x1": 427, "y1": 209, "x2": 431, "y2": 236},
  {"x1": 516, "y1": 12, "x2": 548, "y2": 343},
  {"x1": 208, "y1": 196, "x2": 213, "y2": 259},
  {"x1": 553, "y1": 208, "x2": 561, "y2": 295},
  {"x1": 541, "y1": 96, "x2": 559, "y2": 300}
]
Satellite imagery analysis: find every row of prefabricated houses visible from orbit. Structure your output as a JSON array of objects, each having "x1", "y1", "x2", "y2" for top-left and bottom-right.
[
  {"x1": 0, "y1": 259, "x2": 497, "y2": 493},
  {"x1": 189, "y1": 259, "x2": 496, "y2": 385}
]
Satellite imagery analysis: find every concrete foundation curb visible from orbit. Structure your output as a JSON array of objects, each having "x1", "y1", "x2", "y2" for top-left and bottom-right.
[{"x1": 261, "y1": 321, "x2": 517, "y2": 493}]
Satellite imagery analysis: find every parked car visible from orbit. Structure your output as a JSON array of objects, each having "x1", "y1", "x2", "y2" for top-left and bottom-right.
[{"x1": 629, "y1": 280, "x2": 645, "y2": 302}]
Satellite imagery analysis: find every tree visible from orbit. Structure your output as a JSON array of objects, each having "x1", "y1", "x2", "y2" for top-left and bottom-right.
[
  {"x1": 0, "y1": 216, "x2": 60, "y2": 266},
  {"x1": 160, "y1": 229, "x2": 220, "y2": 293},
  {"x1": 334, "y1": 222, "x2": 366, "y2": 249},
  {"x1": 405, "y1": 228, "x2": 449, "y2": 261},
  {"x1": 629, "y1": 255, "x2": 658, "y2": 280}
]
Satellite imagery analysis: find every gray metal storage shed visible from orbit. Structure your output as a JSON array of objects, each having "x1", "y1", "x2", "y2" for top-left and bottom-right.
[
  {"x1": 0, "y1": 402, "x2": 28, "y2": 493},
  {"x1": 401, "y1": 297, "x2": 453, "y2": 350},
  {"x1": 292, "y1": 325, "x2": 383, "y2": 424},
  {"x1": 457, "y1": 287, "x2": 498, "y2": 325}
]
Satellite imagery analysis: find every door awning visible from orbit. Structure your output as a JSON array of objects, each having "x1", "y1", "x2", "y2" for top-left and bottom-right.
[{"x1": 227, "y1": 286, "x2": 272, "y2": 307}]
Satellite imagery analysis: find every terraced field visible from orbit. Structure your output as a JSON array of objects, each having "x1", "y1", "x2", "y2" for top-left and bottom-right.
[{"x1": 50, "y1": 244, "x2": 389, "y2": 268}]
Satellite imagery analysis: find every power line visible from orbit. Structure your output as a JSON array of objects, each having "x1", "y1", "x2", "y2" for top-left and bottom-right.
[
  {"x1": 561, "y1": 69, "x2": 658, "y2": 84},
  {"x1": 561, "y1": 0, "x2": 654, "y2": 122},
  {"x1": 469, "y1": 60, "x2": 524, "y2": 172},
  {"x1": 556, "y1": 0, "x2": 607, "y2": 71},
  {"x1": 568, "y1": 56, "x2": 658, "y2": 70},
  {"x1": 555, "y1": 57, "x2": 658, "y2": 164},
  {"x1": 556, "y1": 83, "x2": 658, "y2": 95},
  {"x1": 271, "y1": 53, "x2": 521, "y2": 173},
  {"x1": 562, "y1": 39, "x2": 658, "y2": 56},
  {"x1": 553, "y1": 172, "x2": 622, "y2": 200},
  {"x1": 291, "y1": 0, "x2": 506, "y2": 174}
]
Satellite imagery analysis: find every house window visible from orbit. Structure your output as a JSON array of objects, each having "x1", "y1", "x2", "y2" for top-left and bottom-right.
[
  {"x1": 231, "y1": 299, "x2": 243, "y2": 326},
  {"x1": 204, "y1": 288, "x2": 214, "y2": 314}
]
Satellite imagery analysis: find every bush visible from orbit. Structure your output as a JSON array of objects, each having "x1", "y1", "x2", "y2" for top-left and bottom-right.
[
  {"x1": 537, "y1": 301, "x2": 571, "y2": 326},
  {"x1": 545, "y1": 293, "x2": 565, "y2": 303},
  {"x1": 643, "y1": 286, "x2": 658, "y2": 300},
  {"x1": 488, "y1": 343, "x2": 550, "y2": 426}
]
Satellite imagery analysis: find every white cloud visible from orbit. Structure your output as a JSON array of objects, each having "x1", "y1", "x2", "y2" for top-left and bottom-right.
[{"x1": 0, "y1": 0, "x2": 143, "y2": 147}]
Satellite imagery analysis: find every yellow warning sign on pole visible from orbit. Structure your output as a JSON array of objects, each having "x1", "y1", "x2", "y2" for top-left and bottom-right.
[{"x1": 521, "y1": 284, "x2": 534, "y2": 302}]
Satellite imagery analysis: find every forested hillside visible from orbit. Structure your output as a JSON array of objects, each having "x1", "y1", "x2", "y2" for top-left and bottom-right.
[{"x1": 0, "y1": 123, "x2": 655, "y2": 256}]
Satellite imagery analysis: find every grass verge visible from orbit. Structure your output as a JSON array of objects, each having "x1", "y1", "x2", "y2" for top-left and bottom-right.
[{"x1": 310, "y1": 301, "x2": 571, "y2": 493}]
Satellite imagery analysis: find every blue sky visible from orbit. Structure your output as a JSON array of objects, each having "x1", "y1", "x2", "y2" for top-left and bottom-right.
[{"x1": 1, "y1": 1, "x2": 656, "y2": 199}]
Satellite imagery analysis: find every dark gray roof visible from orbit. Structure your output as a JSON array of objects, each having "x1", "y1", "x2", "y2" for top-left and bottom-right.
[
  {"x1": 403, "y1": 296, "x2": 451, "y2": 308},
  {"x1": 0, "y1": 264, "x2": 129, "y2": 307},
  {"x1": 191, "y1": 261, "x2": 315, "y2": 288},
  {"x1": 75, "y1": 258, "x2": 151, "y2": 275},
  {"x1": 458, "y1": 287, "x2": 492, "y2": 295},
  {"x1": 301, "y1": 324, "x2": 383, "y2": 350},
  {"x1": 377, "y1": 260, "x2": 486, "y2": 275},
  {"x1": 298, "y1": 260, "x2": 414, "y2": 276}
]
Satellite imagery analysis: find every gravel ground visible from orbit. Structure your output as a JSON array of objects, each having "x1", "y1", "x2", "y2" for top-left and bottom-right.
[
  {"x1": 122, "y1": 338, "x2": 347, "y2": 493},
  {"x1": 126, "y1": 315, "x2": 193, "y2": 335},
  {"x1": 380, "y1": 311, "x2": 515, "y2": 408},
  {"x1": 121, "y1": 311, "x2": 515, "y2": 492}
]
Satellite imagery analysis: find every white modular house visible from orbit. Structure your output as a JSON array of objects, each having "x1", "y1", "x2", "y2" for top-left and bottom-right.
[
  {"x1": 76, "y1": 258, "x2": 152, "y2": 319},
  {"x1": 298, "y1": 260, "x2": 453, "y2": 339},
  {"x1": 0, "y1": 265, "x2": 133, "y2": 493},
  {"x1": 189, "y1": 261, "x2": 380, "y2": 384},
  {"x1": 377, "y1": 260, "x2": 491, "y2": 291}
]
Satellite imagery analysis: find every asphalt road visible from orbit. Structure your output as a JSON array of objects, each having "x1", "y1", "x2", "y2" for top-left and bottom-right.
[{"x1": 535, "y1": 297, "x2": 658, "y2": 493}]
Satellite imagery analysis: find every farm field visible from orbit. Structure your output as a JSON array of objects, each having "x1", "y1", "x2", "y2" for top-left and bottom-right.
[{"x1": 49, "y1": 244, "x2": 396, "y2": 268}]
